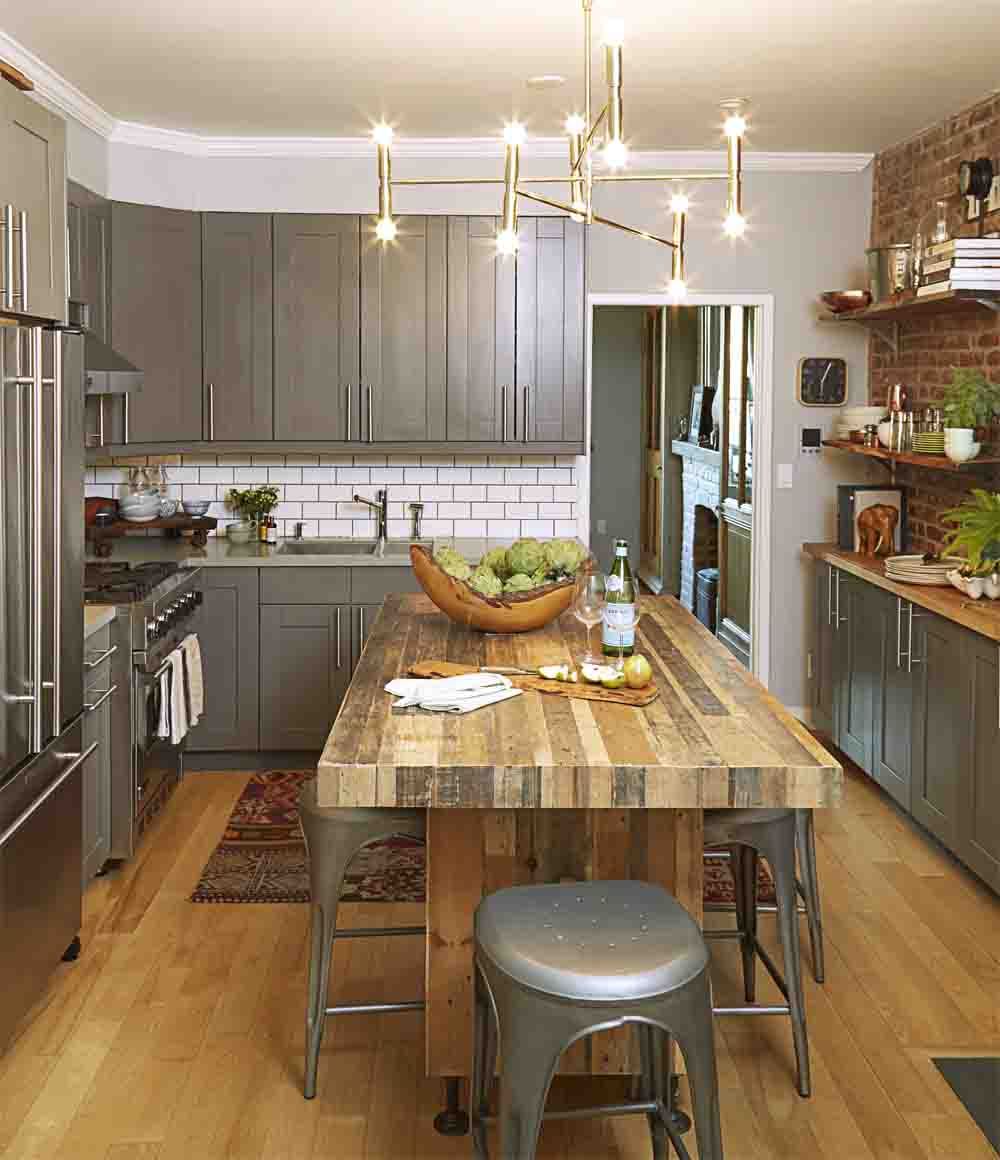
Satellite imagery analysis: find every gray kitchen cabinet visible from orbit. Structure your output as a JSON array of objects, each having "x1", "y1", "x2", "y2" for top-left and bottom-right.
[
  {"x1": 352, "y1": 604, "x2": 383, "y2": 670},
  {"x1": 910, "y1": 610, "x2": 968, "y2": 850},
  {"x1": 813, "y1": 564, "x2": 837, "y2": 736},
  {"x1": 957, "y1": 635, "x2": 1000, "y2": 891},
  {"x1": 0, "y1": 84, "x2": 67, "y2": 321},
  {"x1": 515, "y1": 217, "x2": 585, "y2": 443},
  {"x1": 260, "y1": 605, "x2": 351, "y2": 750},
  {"x1": 871, "y1": 589, "x2": 914, "y2": 809},
  {"x1": 202, "y1": 213, "x2": 273, "y2": 440},
  {"x1": 446, "y1": 217, "x2": 515, "y2": 441},
  {"x1": 110, "y1": 202, "x2": 202, "y2": 443},
  {"x1": 67, "y1": 181, "x2": 110, "y2": 341},
  {"x1": 362, "y1": 215, "x2": 447, "y2": 442},
  {"x1": 274, "y1": 214, "x2": 359, "y2": 441},
  {"x1": 835, "y1": 574, "x2": 880, "y2": 772},
  {"x1": 189, "y1": 569, "x2": 260, "y2": 751}
]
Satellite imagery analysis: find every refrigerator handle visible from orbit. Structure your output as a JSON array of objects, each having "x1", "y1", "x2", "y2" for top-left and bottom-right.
[
  {"x1": 17, "y1": 211, "x2": 27, "y2": 312},
  {"x1": 50, "y1": 334, "x2": 62, "y2": 734},
  {"x1": 2, "y1": 206, "x2": 12, "y2": 310},
  {"x1": 29, "y1": 327, "x2": 43, "y2": 753}
]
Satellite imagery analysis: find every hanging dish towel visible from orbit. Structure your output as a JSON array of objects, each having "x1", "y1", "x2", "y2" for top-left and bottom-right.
[
  {"x1": 180, "y1": 634, "x2": 204, "y2": 728},
  {"x1": 167, "y1": 649, "x2": 188, "y2": 743},
  {"x1": 384, "y1": 672, "x2": 523, "y2": 714},
  {"x1": 156, "y1": 665, "x2": 171, "y2": 740}
]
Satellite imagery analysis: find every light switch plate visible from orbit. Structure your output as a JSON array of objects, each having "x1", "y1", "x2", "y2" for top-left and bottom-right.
[{"x1": 777, "y1": 463, "x2": 794, "y2": 489}]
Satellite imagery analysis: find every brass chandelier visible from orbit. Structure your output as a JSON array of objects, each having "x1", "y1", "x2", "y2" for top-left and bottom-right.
[{"x1": 371, "y1": 0, "x2": 749, "y2": 301}]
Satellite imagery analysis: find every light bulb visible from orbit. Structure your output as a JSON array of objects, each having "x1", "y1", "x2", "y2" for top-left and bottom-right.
[
  {"x1": 372, "y1": 122, "x2": 394, "y2": 147},
  {"x1": 723, "y1": 211, "x2": 746, "y2": 238},
  {"x1": 565, "y1": 113, "x2": 587, "y2": 137},
  {"x1": 667, "y1": 278, "x2": 687, "y2": 303},
  {"x1": 670, "y1": 193, "x2": 690, "y2": 214},
  {"x1": 602, "y1": 16, "x2": 626, "y2": 45},
  {"x1": 723, "y1": 113, "x2": 747, "y2": 140},
  {"x1": 496, "y1": 228, "x2": 519, "y2": 256},
  {"x1": 503, "y1": 121, "x2": 526, "y2": 147},
  {"x1": 603, "y1": 138, "x2": 628, "y2": 170},
  {"x1": 375, "y1": 217, "x2": 397, "y2": 243}
]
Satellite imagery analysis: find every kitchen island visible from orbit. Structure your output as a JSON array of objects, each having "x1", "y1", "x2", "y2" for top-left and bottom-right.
[{"x1": 317, "y1": 593, "x2": 841, "y2": 1078}]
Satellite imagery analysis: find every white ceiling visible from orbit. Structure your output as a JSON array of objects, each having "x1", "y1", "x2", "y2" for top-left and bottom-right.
[{"x1": 3, "y1": 0, "x2": 998, "y2": 152}]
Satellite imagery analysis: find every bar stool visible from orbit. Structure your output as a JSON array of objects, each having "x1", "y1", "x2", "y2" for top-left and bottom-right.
[
  {"x1": 298, "y1": 779, "x2": 426, "y2": 1100},
  {"x1": 471, "y1": 880, "x2": 723, "y2": 1160},
  {"x1": 703, "y1": 808, "x2": 811, "y2": 1097}
]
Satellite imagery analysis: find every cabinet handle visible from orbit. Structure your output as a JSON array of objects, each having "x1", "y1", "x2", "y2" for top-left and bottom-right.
[
  {"x1": 997, "y1": 645, "x2": 999, "y2": 730},
  {"x1": 0, "y1": 743, "x2": 98, "y2": 849},
  {"x1": 2, "y1": 205, "x2": 13, "y2": 309},
  {"x1": 84, "y1": 683, "x2": 118, "y2": 715},
  {"x1": 17, "y1": 210, "x2": 27, "y2": 311},
  {"x1": 123, "y1": 393, "x2": 130, "y2": 445},
  {"x1": 522, "y1": 385, "x2": 530, "y2": 442},
  {"x1": 907, "y1": 606, "x2": 923, "y2": 673},
  {"x1": 367, "y1": 385, "x2": 374, "y2": 442},
  {"x1": 208, "y1": 382, "x2": 215, "y2": 440},
  {"x1": 360, "y1": 606, "x2": 366, "y2": 643},
  {"x1": 98, "y1": 395, "x2": 105, "y2": 446},
  {"x1": 827, "y1": 564, "x2": 834, "y2": 626},
  {"x1": 896, "y1": 597, "x2": 903, "y2": 669},
  {"x1": 335, "y1": 607, "x2": 342, "y2": 670},
  {"x1": 502, "y1": 385, "x2": 508, "y2": 442},
  {"x1": 345, "y1": 385, "x2": 353, "y2": 441}
]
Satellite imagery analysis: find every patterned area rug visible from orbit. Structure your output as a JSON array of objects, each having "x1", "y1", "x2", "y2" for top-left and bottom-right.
[{"x1": 190, "y1": 771, "x2": 775, "y2": 905}]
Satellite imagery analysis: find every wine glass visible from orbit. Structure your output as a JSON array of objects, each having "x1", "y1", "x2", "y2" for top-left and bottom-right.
[{"x1": 573, "y1": 572, "x2": 606, "y2": 665}]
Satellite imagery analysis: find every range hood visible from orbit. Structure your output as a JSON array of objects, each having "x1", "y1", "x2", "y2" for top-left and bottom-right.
[{"x1": 68, "y1": 300, "x2": 144, "y2": 395}]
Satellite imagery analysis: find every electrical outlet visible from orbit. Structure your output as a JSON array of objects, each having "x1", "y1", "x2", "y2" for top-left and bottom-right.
[{"x1": 596, "y1": 518, "x2": 607, "y2": 534}]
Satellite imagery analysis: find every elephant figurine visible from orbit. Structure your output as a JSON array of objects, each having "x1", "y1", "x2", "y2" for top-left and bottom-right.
[{"x1": 857, "y1": 503, "x2": 899, "y2": 557}]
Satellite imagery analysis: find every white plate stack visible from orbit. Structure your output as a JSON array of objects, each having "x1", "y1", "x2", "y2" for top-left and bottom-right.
[{"x1": 883, "y1": 555, "x2": 964, "y2": 586}]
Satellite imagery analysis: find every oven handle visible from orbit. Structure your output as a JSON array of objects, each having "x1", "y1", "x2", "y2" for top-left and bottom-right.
[
  {"x1": 84, "y1": 644, "x2": 118, "y2": 671},
  {"x1": 84, "y1": 684, "x2": 118, "y2": 715},
  {"x1": 0, "y1": 743, "x2": 98, "y2": 849}
]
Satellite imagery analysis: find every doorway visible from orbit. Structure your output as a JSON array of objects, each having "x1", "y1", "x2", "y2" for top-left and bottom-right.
[{"x1": 584, "y1": 294, "x2": 773, "y2": 684}]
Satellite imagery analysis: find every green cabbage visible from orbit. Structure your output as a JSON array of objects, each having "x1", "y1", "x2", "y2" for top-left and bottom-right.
[
  {"x1": 507, "y1": 538, "x2": 545, "y2": 576},
  {"x1": 468, "y1": 565, "x2": 503, "y2": 597},
  {"x1": 479, "y1": 546, "x2": 512, "y2": 580},
  {"x1": 433, "y1": 544, "x2": 472, "y2": 581},
  {"x1": 503, "y1": 572, "x2": 535, "y2": 593},
  {"x1": 543, "y1": 538, "x2": 587, "y2": 576}
]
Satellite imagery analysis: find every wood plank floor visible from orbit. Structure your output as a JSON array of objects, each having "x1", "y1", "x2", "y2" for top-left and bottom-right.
[{"x1": 0, "y1": 761, "x2": 998, "y2": 1158}]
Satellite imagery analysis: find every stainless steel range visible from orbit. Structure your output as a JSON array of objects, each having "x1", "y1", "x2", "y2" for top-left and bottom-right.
[{"x1": 84, "y1": 562, "x2": 203, "y2": 855}]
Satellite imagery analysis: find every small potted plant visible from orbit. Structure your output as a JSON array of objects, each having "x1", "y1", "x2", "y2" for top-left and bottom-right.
[
  {"x1": 940, "y1": 368, "x2": 1000, "y2": 463},
  {"x1": 226, "y1": 486, "x2": 280, "y2": 538},
  {"x1": 941, "y1": 489, "x2": 1000, "y2": 598}
]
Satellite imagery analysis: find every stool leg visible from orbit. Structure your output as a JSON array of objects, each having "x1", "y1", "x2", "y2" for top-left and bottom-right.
[
  {"x1": 493, "y1": 1006, "x2": 565, "y2": 1160},
  {"x1": 639, "y1": 1024, "x2": 668, "y2": 1160},
  {"x1": 733, "y1": 843, "x2": 758, "y2": 1003},
  {"x1": 797, "y1": 809, "x2": 825, "y2": 984},
  {"x1": 663, "y1": 972, "x2": 724, "y2": 1160},
  {"x1": 304, "y1": 901, "x2": 337, "y2": 1100},
  {"x1": 472, "y1": 972, "x2": 498, "y2": 1158}
]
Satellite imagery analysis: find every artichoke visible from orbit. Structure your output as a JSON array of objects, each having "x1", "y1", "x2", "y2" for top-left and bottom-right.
[
  {"x1": 543, "y1": 538, "x2": 587, "y2": 577},
  {"x1": 468, "y1": 564, "x2": 503, "y2": 597},
  {"x1": 507, "y1": 537, "x2": 545, "y2": 576},
  {"x1": 433, "y1": 544, "x2": 472, "y2": 581},
  {"x1": 479, "y1": 546, "x2": 512, "y2": 580},
  {"x1": 503, "y1": 572, "x2": 535, "y2": 594},
  {"x1": 530, "y1": 568, "x2": 553, "y2": 588}
]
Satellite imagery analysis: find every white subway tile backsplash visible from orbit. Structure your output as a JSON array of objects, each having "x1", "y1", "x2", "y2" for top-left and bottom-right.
[
  {"x1": 486, "y1": 519, "x2": 520, "y2": 537},
  {"x1": 538, "y1": 468, "x2": 572, "y2": 484},
  {"x1": 274, "y1": 502, "x2": 303, "y2": 520},
  {"x1": 217, "y1": 452, "x2": 253, "y2": 466},
  {"x1": 183, "y1": 453, "x2": 218, "y2": 466},
  {"x1": 522, "y1": 520, "x2": 555, "y2": 537},
  {"x1": 539, "y1": 502, "x2": 571, "y2": 517},
  {"x1": 319, "y1": 454, "x2": 354, "y2": 465},
  {"x1": 319, "y1": 520, "x2": 353, "y2": 536},
  {"x1": 505, "y1": 468, "x2": 538, "y2": 484},
  {"x1": 404, "y1": 467, "x2": 438, "y2": 484},
  {"x1": 520, "y1": 485, "x2": 553, "y2": 502},
  {"x1": 167, "y1": 467, "x2": 201, "y2": 484},
  {"x1": 354, "y1": 454, "x2": 387, "y2": 467},
  {"x1": 454, "y1": 520, "x2": 488, "y2": 536},
  {"x1": 453, "y1": 485, "x2": 487, "y2": 502},
  {"x1": 339, "y1": 469, "x2": 371, "y2": 485},
  {"x1": 302, "y1": 502, "x2": 340, "y2": 518},
  {"x1": 233, "y1": 467, "x2": 261, "y2": 484},
  {"x1": 199, "y1": 468, "x2": 234, "y2": 484},
  {"x1": 438, "y1": 502, "x2": 470, "y2": 518},
  {"x1": 251, "y1": 453, "x2": 285, "y2": 466},
  {"x1": 318, "y1": 484, "x2": 354, "y2": 502},
  {"x1": 302, "y1": 467, "x2": 335, "y2": 483},
  {"x1": 472, "y1": 503, "x2": 505, "y2": 518},
  {"x1": 487, "y1": 485, "x2": 519, "y2": 502},
  {"x1": 420, "y1": 485, "x2": 452, "y2": 501},
  {"x1": 422, "y1": 519, "x2": 455, "y2": 536},
  {"x1": 554, "y1": 485, "x2": 578, "y2": 502},
  {"x1": 454, "y1": 454, "x2": 488, "y2": 466},
  {"x1": 521, "y1": 455, "x2": 555, "y2": 466},
  {"x1": 285, "y1": 453, "x2": 321, "y2": 466},
  {"x1": 554, "y1": 520, "x2": 579, "y2": 537},
  {"x1": 489, "y1": 455, "x2": 521, "y2": 466},
  {"x1": 471, "y1": 468, "x2": 506, "y2": 484},
  {"x1": 285, "y1": 484, "x2": 319, "y2": 501},
  {"x1": 437, "y1": 467, "x2": 471, "y2": 484},
  {"x1": 420, "y1": 455, "x2": 454, "y2": 467},
  {"x1": 370, "y1": 468, "x2": 405, "y2": 484},
  {"x1": 505, "y1": 503, "x2": 538, "y2": 519},
  {"x1": 268, "y1": 467, "x2": 301, "y2": 484}
]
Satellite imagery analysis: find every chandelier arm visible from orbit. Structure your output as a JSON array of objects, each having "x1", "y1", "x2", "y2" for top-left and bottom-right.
[
  {"x1": 593, "y1": 172, "x2": 728, "y2": 183},
  {"x1": 590, "y1": 210, "x2": 677, "y2": 250},
  {"x1": 516, "y1": 188, "x2": 581, "y2": 216},
  {"x1": 389, "y1": 177, "x2": 575, "y2": 187},
  {"x1": 570, "y1": 106, "x2": 608, "y2": 177}
]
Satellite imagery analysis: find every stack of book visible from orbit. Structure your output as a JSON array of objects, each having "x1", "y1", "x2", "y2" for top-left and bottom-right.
[{"x1": 918, "y1": 237, "x2": 1000, "y2": 296}]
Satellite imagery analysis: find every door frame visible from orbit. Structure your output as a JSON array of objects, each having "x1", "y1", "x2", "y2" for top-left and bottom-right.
[{"x1": 580, "y1": 291, "x2": 775, "y2": 689}]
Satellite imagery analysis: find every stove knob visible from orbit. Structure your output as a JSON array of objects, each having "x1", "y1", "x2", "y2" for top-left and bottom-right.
[
  {"x1": 156, "y1": 615, "x2": 169, "y2": 637},
  {"x1": 146, "y1": 619, "x2": 158, "y2": 644},
  {"x1": 194, "y1": 590, "x2": 204, "y2": 606}
]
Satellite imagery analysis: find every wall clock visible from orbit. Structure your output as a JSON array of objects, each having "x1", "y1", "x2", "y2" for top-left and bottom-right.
[{"x1": 797, "y1": 357, "x2": 847, "y2": 406}]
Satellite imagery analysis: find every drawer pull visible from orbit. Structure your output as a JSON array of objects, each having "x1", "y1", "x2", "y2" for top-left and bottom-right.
[{"x1": 0, "y1": 743, "x2": 98, "y2": 848}]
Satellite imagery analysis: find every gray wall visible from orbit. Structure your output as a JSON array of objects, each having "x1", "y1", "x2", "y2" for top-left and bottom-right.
[{"x1": 590, "y1": 306, "x2": 645, "y2": 571}]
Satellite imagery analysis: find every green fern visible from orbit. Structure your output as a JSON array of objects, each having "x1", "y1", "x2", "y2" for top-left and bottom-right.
[
  {"x1": 940, "y1": 368, "x2": 1000, "y2": 429},
  {"x1": 941, "y1": 489, "x2": 1000, "y2": 572}
]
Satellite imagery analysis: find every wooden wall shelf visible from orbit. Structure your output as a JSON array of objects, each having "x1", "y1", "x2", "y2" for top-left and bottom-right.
[
  {"x1": 823, "y1": 439, "x2": 1000, "y2": 472},
  {"x1": 819, "y1": 289, "x2": 1000, "y2": 356}
]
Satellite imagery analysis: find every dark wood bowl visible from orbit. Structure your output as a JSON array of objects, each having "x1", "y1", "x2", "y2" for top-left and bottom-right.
[{"x1": 820, "y1": 290, "x2": 872, "y2": 314}]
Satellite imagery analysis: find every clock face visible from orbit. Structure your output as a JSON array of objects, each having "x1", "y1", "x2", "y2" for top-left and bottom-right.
[{"x1": 797, "y1": 357, "x2": 848, "y2": 406}]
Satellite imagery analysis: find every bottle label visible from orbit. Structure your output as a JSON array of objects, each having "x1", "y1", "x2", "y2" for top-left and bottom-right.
[
  {"x1": 603, "y1": 602, "x2": 636, "y2": 648},
  {"x1": 606, "y1": 574, "x2": 624, "y2": 593}
]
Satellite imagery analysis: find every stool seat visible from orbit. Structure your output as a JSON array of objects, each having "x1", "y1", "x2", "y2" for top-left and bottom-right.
[
  {"x1": 704, "y1": 807, "x2": 792, "y2": 834},
  {"x1": 475, "y1": 880, "x2": 708, "y2": 1003}
]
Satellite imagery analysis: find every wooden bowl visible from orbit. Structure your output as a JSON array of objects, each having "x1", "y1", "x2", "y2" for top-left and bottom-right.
[
  {"x1": 820, "y1": 290, "x2": 872, "y2": 314},
  {"x1": 410, "y1": 545, "x2": 576, "y2": 634}
]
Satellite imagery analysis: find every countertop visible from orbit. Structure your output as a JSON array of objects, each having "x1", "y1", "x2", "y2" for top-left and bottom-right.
[
  {"x1": 84, "y1": 606, "x2": 117, "y2": 639},
  {"x1": 83, "y1": 537, "x2": 503, "y2": 568},
  {"x1": 803, "y1": 543, "x2": 1000, "y2": 644},
  {"x1": 316, "y1": 593, "x2": 841, "y2": 810}
]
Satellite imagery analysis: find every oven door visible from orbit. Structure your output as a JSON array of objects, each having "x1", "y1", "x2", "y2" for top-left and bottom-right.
[{"x1": 132, "y1": 663, "x2": 182, "y2": 837}]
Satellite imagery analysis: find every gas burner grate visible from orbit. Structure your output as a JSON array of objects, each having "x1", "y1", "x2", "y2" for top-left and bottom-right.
[{"x1": 85, "y1": 562, "x2": 181, "y2": 604}]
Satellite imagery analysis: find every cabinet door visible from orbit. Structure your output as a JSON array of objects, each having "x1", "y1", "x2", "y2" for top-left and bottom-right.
[
  {"x1": 81, "y1": 694, "x2": 111, "y2": 882},
  {"x1": 871, "y1": 591, "x2": 913, "y2": 808},
  {"x1": 274, "y1": 214, "x2": 359, "y2": 440},
  {"x1": 110, "y1": 202, "x2": 202, "y2": 443},
  {"x1": 958, "y1": 636, "x2": 1000, "y2": 890},
  {"x1": 260, "y1": 605, "x2": 351, "y2": 750},
  {"x1": 202, "y1": 213, "x2": 273, "y2": 440},
  {"x1": 352, "y1": 604, "x2": 383, "y2": 671},
  {"x1": 910, "y1": 612, "x2": 969, "y2": 848},
  {"x1": 515, "y1": 218, "x2": 585, "y2": 443},
  {"x1": 0, "y1": 86, "x2": 67, "y2": 321},
  {"x1": 188, "y1": 569, "x2": 260, "y2": 751},
  {"x1": 362, "y1": 216, "x2": 447, "y2": 442},
  {"x1": 813, "y1": 564, "x2": 837, "y2": 736},
  {"x1": 446, "y1": 217, "x2": 515, "y2": 441},
  {"x1": 835, "y1": 574, "x2": 879, "y2": 772},
  {"x1": 67, "y1": 182, "x2": 110, "y2": 341}
]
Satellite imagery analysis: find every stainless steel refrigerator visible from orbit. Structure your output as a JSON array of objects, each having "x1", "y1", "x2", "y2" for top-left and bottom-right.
[{"x1": 0, "y1": 321, "x2": 89, "y2": 1048}]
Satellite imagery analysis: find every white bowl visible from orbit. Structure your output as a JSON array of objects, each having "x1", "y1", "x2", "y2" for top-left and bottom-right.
[{"x1": 182, "y1": 499, "x2": 211, "y2": 517}]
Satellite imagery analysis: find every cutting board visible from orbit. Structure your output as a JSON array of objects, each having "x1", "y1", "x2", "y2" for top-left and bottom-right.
[{"x1": 407, "y1": 660, "x2": 660, "y2": 707}]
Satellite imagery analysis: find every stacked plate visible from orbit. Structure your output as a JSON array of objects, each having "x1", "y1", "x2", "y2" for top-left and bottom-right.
[
  {"x1": 884, "y1": 555, "x2": 963, "y2": 586},
  {"x1": 912, "y1": 432, "x2": 945, "y2": 454}
]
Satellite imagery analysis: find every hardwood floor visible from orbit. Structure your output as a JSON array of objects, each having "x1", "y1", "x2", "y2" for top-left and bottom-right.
[{"x1": 0, "y1": 762, "x2": 998, "y2": 1158}]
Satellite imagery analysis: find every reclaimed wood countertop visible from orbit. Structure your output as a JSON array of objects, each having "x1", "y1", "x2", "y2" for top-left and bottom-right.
[
  {"x1": 803, "y1": 543, "x2": 1000, "y2": 644},
  {"x1": 316, "y1": 593, "x2": 840, "y2": 809}
]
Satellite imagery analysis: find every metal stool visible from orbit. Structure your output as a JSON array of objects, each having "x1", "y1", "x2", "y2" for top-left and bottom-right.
[
  {"x1": 703, "y1": 808, "x2": 811, "y2": 1098},
  {"x1": 471, "y1": 880, "x2": 723, "y2": 1160},
  {"x1": 298, "y1": 779, "x2": 426, "y2": 1100}
]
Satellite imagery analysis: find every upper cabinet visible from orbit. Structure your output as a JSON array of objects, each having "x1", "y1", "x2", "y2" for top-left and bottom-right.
[
  {"x1": 274, "y1": 214, "x2": 359, "y2": 441},
  {"x1": 110, "y1": 202, "x2": 202, "y2": 443},
  {"x1": 203, "y1": 213, "x2": 273, "y2": 441},
  {"x1": 67, "y1": 182, "x2": 110, "y2": 341},
  {"x1": 361, "y1": 216, "x2": 448, "y2": 442},
  {"x1": 515, "y1": 218, "x2": 585, "y2": 444},
  {"x1": 0, "y1": 84, "x2": 67, "y2": 321}
]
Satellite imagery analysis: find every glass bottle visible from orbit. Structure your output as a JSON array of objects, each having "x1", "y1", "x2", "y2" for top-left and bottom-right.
[{"x1": 602, "y1": 539, "x2": 636, "y2": 657}]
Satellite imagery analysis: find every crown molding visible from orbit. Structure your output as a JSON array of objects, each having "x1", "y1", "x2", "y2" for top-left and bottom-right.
[{"x1": 0, "y1": 29, "x2": 114, "y2": 137}]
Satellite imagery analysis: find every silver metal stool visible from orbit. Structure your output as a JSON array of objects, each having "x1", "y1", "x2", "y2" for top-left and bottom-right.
[
  {"x1": 703, "y1": 808, "x2": 811, "y2": 1097},
  {"x1": 298, "y1": 779, "x2": 426, "y2": 1100},
  {"x1": 471, "y1": 880, "x2": 724, "y2": 1160}
]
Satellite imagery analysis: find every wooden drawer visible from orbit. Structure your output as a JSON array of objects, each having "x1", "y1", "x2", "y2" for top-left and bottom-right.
[
  {"x1": 348, "y1": 567, "x2": 421, "y2": 604},
  {"x1": 260, "y1": 567, "x2": 350, "y2": 605}
]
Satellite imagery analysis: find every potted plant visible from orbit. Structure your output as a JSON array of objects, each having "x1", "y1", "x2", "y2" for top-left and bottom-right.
[
  {"x1": 940, "y1": 368, "x2": 1000, "y2": 463},
  {"x1": 226, "y1": 486, "x2": 280, "y2": 528},
  {"x1": 941, "y1": 489, "x2": 1000, "y2": 598}
]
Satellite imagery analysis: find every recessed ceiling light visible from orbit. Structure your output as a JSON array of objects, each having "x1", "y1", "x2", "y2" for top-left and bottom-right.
[{"x1": 526, "y1": 74, "x2": 566, "y2": 90}]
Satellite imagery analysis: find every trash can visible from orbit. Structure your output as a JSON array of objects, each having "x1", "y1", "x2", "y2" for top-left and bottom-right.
[{"x1": 695, "y1": 567, "x2": 719, "y2": 634}]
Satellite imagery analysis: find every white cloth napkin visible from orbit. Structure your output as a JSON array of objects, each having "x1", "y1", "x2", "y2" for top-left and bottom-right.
[
  {"x1": 167, "y1": 650, "x2": 189, "y2": 744},
  {"x1": 180, "y1": 634, "x2": 204, "y2": 728},
  {"x1": 156, "y1": 667, "x2": 171, "y2": 740},
  {"x1": 385, "y1": 672, "x2": 523, "y2": 714}
]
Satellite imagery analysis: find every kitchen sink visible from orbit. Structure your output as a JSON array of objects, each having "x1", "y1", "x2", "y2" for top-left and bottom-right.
[{"x1": 276, "y1": 539, "x2": 428, "y2": 557}]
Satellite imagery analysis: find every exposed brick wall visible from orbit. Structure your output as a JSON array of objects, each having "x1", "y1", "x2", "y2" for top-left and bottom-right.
[{"x1": 870, "y1": 93, "x2": 1000, "y2": 553}]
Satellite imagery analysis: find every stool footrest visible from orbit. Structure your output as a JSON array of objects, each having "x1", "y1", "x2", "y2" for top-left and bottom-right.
[
  {"x1": 713, "y1": 1004, "x2": 790, "y2": 1016},
  {"x1": 324, "y1": 1000, "x2": 425, "y2": 1016},
  {"x1": 332, "y1": 925, "x2": 426, "y2": 940}
]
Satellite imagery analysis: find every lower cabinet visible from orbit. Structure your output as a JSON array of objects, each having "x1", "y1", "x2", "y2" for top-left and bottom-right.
[
  {"x1": 871, "y1": 589, "x2": 914, "y2": 809},
  {"x1": 956, "y1": 634, "x2": 1000, "y2": 891},
  {"x1": 81, "y1": 677, "x2": 112, "y2": 882},
  {"x1": 813, "y1": 564, "x2": 837, "y2": 735},
  {"x1": 259, "y1": 605, "x2": 352, "y2": 750},
  {"x1": 353, "y1": 604, "x2": 382, "y2": 670},
  {"x1": 834, "y1": 573, "x2": 880, "y2": 772}
]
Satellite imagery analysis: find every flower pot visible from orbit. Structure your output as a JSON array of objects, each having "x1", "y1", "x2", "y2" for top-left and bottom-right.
[{"x1": 944, "y1": 428, "x2": 981, "y2": 464}]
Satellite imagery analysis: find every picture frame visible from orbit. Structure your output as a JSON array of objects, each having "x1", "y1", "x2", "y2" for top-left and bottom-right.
[
  {"x1": 837, "y1": 484, "x2": 906, "y2": 553},
  {"x1": 687, "y1": 384, "x2": 715, "y2": 445}
]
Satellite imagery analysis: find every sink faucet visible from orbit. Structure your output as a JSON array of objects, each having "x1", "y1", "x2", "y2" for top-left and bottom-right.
[{"x1": 353, "y1": 488, "x2": 388, "y2": 555}]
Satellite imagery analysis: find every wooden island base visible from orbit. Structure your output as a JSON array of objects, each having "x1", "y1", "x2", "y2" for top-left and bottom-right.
[{"x1": 425, "y1": 806, "x2": 703, "y2": 1077}]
